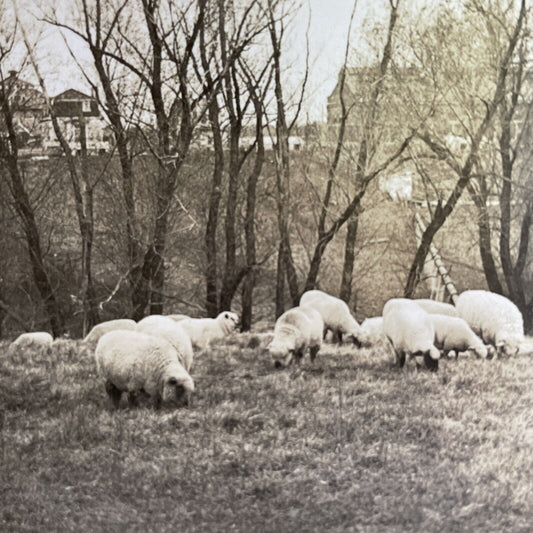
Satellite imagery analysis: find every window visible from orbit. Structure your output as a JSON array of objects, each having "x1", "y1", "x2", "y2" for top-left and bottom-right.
[{"x1": 82, "y1": 100, "x2": 91, "y2": 113}]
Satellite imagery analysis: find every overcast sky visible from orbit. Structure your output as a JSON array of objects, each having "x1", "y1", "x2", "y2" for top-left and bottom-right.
[{"x1": 9, "y1": 0, "x2": 433, "y2": 122}]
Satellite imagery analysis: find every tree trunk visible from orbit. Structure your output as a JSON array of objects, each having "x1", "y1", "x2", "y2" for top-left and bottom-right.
[
  {"x1": 204, "y1": 95, "x2": 224, "y2": 317},
  {"x1": 339, "y1": 215, "x2": 359, "y2": 303},
  {"x1": 466, "y1": 181, "x2": 503, "y2": 294}
]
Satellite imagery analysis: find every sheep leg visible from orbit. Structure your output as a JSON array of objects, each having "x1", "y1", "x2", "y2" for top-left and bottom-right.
[
  {"x1": 153, "y1": 395, "x2": 162, "y2": 410},
  {"x1": 309, "y1": 345, "x2": 320, "y2": 362},
  {"x1": 105, "y1": 380, "x2": 122, "y2": 409},
  {"x1": 396, "y1": 350, "x2": 406, "y2": 368},
  {"x1": 128, "y1": 392, "x2": 139, "y2": 407},
  {"x1": 294, "y1": 350, "x2": 304, "y2": 365},
  {"x1": 332, "y1": 329, "x2": 343, "y2": 344},
  {"x1": 424, "y1": 352, "x2": 439, "y2": 372}
]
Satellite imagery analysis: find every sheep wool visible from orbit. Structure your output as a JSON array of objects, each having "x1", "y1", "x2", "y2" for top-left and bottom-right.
[
  {"x1": 456, "y1": 290, "x2": 524, "y2": 357},
  {"x1": 414, "y1": 299, "x2": 459, "y2": 317},
  {"x1": 429, "y1": 314, "x2": 488, "y2": 359},
  {"x1": 136, "y1": 315, "x2": 194, "y2": 371},
  {"x1": 167, "y1": 314, "x2": 190, "y2": 323},
  {"x1": 95, "y1": 330, "x2": 194, "y2": 409},
  {"x1": 269, "y1": 306, "x2": 321, "y2": 367},
  {"x1": 9, "y1": 332, "x2": 53, "y2": 355},
  {"x1": 382, "y1": 298, "x2": 441, "y2": 371},
  {"x1": 360, "y1": 317, "x2": 384, "y2": 341},
  {"x1": 82, "y1": 319, "x2": 137, "y2": 354},
  {"x1": 179, "y1": 311, "x2": 239, "y2": 350},
  {"x1": 299, "y1": 289, "x2": 366, "y2": 346}
]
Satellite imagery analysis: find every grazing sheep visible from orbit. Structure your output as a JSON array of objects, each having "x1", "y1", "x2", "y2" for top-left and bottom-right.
[
  {"x1": 382, "y1": 298, "x2": 441, "y2": 371},
  {"x1": 9, "y1": 332, "x2": 53, "y2": 356},
  {"x1": 360, "y1": 317, "x2": 384, "y2": 341},
  {"x1": 95, "y1": 330, "x2": 194, "y2": 409},
  {"x1": 456, "y1": 290, "x2": 524, "y2": 357},
  {"x1": 179, "y1": 311, "x2": 239, "y2": 350},
  {"x1": 167, "y1": 314, "x2": 190, "y2": 322},
  {"x1": 82, "y1": 319, "x2": 137, "y2": 354},
  {"x1": 136, "y1": 315, "x2": 194, "y2": 371},
  {"x1": 414, "y1": 299, "x2": 459, "y2": 317},
  {"x1": 299, "y1": 289, "x2": 367, "y2": 346},
  {"x1": 428, "y1": 314, "x2": 488, "y2": 359},
  {"x1": 268, "y1": 306, "x2": 322, "y2": 368}
]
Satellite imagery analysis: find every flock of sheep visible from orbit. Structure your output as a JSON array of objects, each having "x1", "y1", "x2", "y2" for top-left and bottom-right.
[{"x1": 7, "y1": 288, "x2": 526, "y2": 410}]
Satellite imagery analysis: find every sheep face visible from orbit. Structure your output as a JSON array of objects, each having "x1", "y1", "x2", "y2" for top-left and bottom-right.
[
  {"x1": 344, "y1": 333, "x2": 362, "y2": 348},
  {"x1": 470, "y1": 343, "x2": 488, "y2": 359},
  {"x1": 268, "y1": 341, "x2": 294, "y2": 368},
  {"x1": 495, "y1": 333, "x2": 521, "y2": 357},
  {"x1": 219, "y1": 312, "x2": 240, "y2": 333},
  {"x1": 162, "y1": 375, "x2": 194, "y2": 407}
]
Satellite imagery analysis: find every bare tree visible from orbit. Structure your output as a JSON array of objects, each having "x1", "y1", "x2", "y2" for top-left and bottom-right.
[
  {"x1": 265, "y1": 0, "x2": 306, "y2": 317},
  {"x1": 16, "y1": 5, "x2": 100, "y2": 333},
  {"x1": 0, "y1": 10, "x2": 64, "y2": 335},
  {"x1": 403, "y1": 0, "x2": 527, "y2": 297}
]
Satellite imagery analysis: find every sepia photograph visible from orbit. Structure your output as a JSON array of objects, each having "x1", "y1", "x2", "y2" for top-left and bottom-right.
[{"x1": 1, "y1": 0, "x2": 532, "y2": 530}]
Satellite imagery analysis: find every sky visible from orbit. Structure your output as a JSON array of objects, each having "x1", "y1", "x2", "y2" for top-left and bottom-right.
[{"x1": 7, "y1": 0, "x2": 433, "y2": 122}]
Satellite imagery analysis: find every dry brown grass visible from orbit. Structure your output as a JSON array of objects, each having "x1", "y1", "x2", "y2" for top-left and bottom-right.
[{"x1": 1, "y1": 333, "x2": 533, "y2": 532}]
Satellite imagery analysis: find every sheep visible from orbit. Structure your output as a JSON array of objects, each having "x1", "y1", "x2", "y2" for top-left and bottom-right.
[
  {"x1": 82, "y1": 319, "x2": 137, "y2": 355},
  {"x1": 382, "y1": 298, "x2": 441, "y2": 371},
  {"x1": 136, "y1": 315, "x2": 194, "y2": 372},
  {"x1": 94, "y1": 330, "x2": 194, "y2": 410},
  {"x1": 167, "y1": 314, "x2": 190, "y2": 323},
  {"x1": 9, "y1": 332, "x2": 53, "y2": 357},
  {"x1": 414, "y1": 299, "x2": 459, "y2": 317},
  {"x1": 360, "y1": 317, "x2": 384, "y2": 341},
  {"x1": 268, "y1": 306, "x2": 322, "y2": 368},
  {"x1": 428, "y1": 314, "x2": 488, "y2": 359},
  {"x1": 178, "y1": 311, "x2": 240, "y2": 350},
  {"x1": 456, "y1": 290, "x2": 524, "y2": 357},
  {"x1": 299, "y1": 289, "x2": 367, "y2": 347}
]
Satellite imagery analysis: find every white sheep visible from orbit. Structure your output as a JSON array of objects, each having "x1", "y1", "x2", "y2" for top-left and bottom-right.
[
  {"x1": 178, "y1": 311, "x2": 239, "y2": 350},
  {"x1": 456, "y1": 290, "x2": 524, "y2": 357},
  {"x1": 414, "y1": 299, "x2": 459, "y2": 317},
  {"x1": 268, "y1": 306, "x2": 323, "y2": 368},
  {"x1": 167, "y1": 314, "x2": 190, "y2": 322},
  {"x1": 428, "y1": 314, "x2": 488, "y2": 359},
  {"x1": 382, "y1": 298, "x2": 441, "y2": 371},
  {"x1": 136, "y1": 315, "x2": 194, "y2": 372},
  {"x1": 360, "y1": 317, "x2": 384, "y2": 341},
  {"x1": 94, "y1": 330, "x2": 194, "y2": 409},
  {"x1": 299, "y1": 289, "x2": 367, "y2": 346},
  {"x1": 9, "y1": 332, "x2": 54, "y2": 356},
  {"x1": 82, "y1": 319, "x2": 137, "y2": 354}
]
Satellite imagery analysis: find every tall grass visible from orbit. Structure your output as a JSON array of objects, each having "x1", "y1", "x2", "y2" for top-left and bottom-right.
[{"x1": 1, "y1": 335, "x2": 532, "y2": 532}]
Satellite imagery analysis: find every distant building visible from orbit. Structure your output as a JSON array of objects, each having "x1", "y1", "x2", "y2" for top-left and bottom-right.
[
  {"x1": 240, "y1": 134, "x2": 305, "y2": 152},
  {"x1": 0, "y1": 72, "x2": 110, "y2": 156},
  {"x1": 0, "y1": 71, "x2": 48, "y2": 149},
  {"x1": 43, "y1": 89, "x2": 111, "y2": 154}
]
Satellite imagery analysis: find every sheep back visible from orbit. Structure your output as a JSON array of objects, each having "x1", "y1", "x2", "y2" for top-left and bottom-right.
[
  {"x1": 299, "y1": 289, "x2": 364, "y2": 345},
  {"x1": 9, "y1": 332, "x2": 53, "y2": 355},
  {"x1": 136, "y1": 315, "x2": 194, "y2": 371},
  {"x1": 414, "y1": 299, "x2": 458, "y2": 317},
  {"x1": 83, "y1": 319, "x2": 137, "y2": 353}
]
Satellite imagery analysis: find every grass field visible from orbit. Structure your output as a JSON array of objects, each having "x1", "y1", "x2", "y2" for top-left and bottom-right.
[{"x1": 1, "y1": 333, "x2": 533, "y2": 532}]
